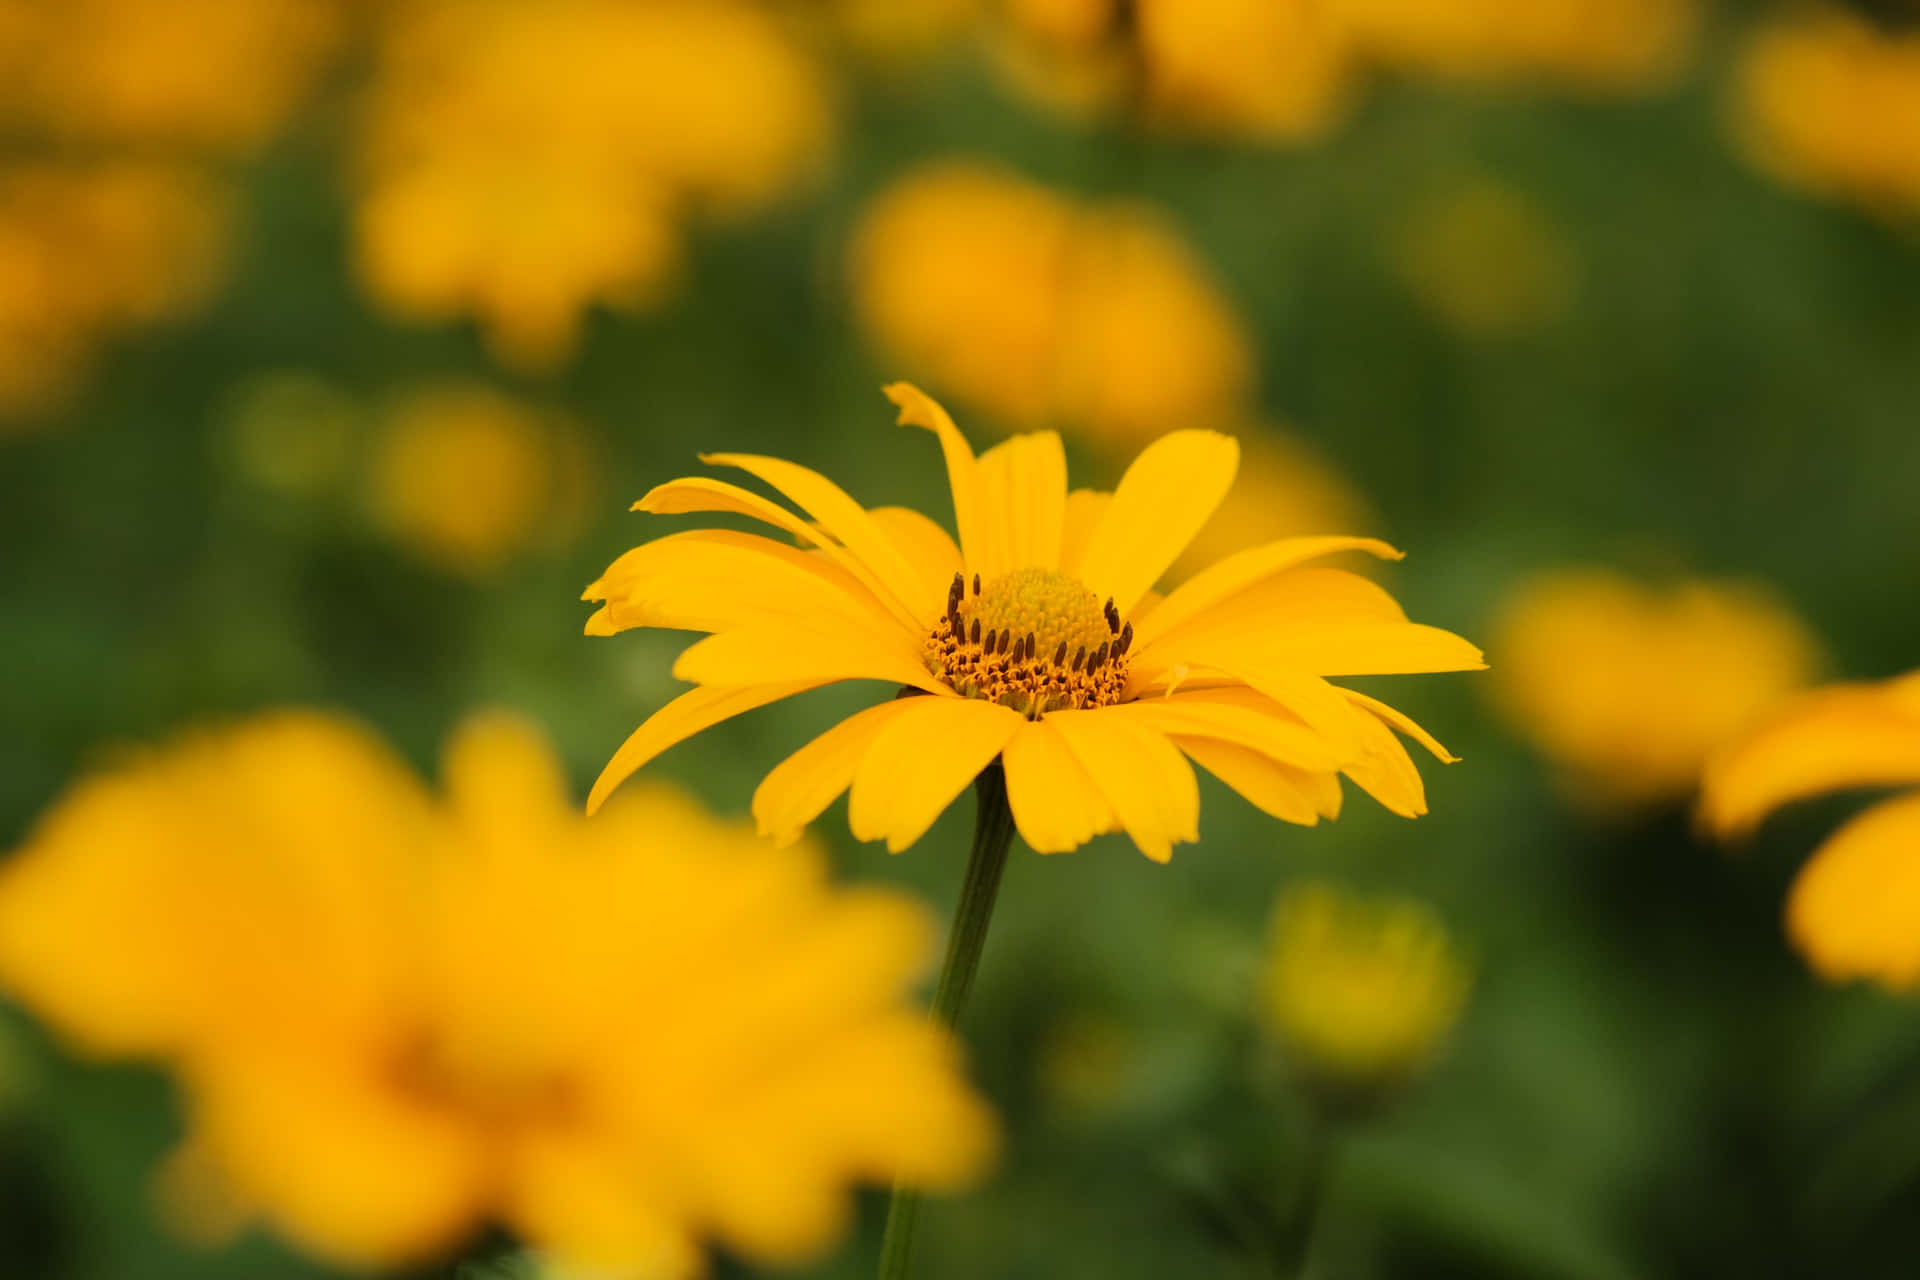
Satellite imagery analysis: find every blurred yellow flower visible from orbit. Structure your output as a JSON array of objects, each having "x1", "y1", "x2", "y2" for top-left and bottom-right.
[
  {"x1": 1488, "y1": 570, "x2": 1823, "y2": 811},
  {"x1": 583, "y1": 383, "x2": 1481, "y2": 861},
  {"x1": 850, "y1": 163, "x2": 1252, "y2": 448},
  {"x1": 1172, "y1": 427, "x2": 1377, "y2": 583},
  {"x1": 353, "y1": 0, "x2": 833, "y2": 370},
  {"x1": 368, "y1": 382, "x2": 596, "y2": 577},
  {"x1": 1393, "y1": 181, "x2": 1579, "y2": 339},
  {"x1": 0, "y1": 0, "x2": 340, "y2": 153},
  {"x1": 0, "y1": 161, "x2": 230, "y2": 422},
  {"x1": 1261, "y1": 881, "x2": 1470, "y2": 1088},
  {"x1": 1321, "y1": 0, "x2": 1696, "y2": 91},
  {"x1": 0, "y1": 710, "x2": 994, "y2": 1273},
  {"x1": 1732, "y1": 9, "x2": 1920, "y2": 217},
  {"x1": 1702, "y1": 671, "x2": 1920, "y2": 991}
]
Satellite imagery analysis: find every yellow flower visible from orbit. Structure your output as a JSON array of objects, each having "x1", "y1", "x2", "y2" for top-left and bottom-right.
[
  {"x1": 353, "y1": 0, "x2": 832, "y2": 370},
  {"x1": 1487, "y1": 569, "x2": 1822, "y2": 811},
  {"x1": 1701, "y1": 671, "x2": 1920, "y2": 991},
  {"x1": 1392, "y1": 180, "x2": 1579, "y2": 339},
  {"x1": 1320, "y1": 0, "x2": 1696, "y2": 92},
  {"x1": 0, "y1": 711, "x2": 993, "y2": 1273},
  {"x1": 1731, "y1": 9, "x2": 1920, "y2": 217},
  {"x1": 1133, "y1": 0, "x2": 1354, "y2": 143},
  {"x1": 850, "y1": 163, "x2": 1253, "y2": 448},
  {"x1": 583, "y1": 384, "x2": 1482, "y2": 861},
  {"x1": 368, "y1": 381, "x2": 597, "y2": 577},
  {"x1": 1261, "y1": 882, "x2": 1470, "y2": 1087}
]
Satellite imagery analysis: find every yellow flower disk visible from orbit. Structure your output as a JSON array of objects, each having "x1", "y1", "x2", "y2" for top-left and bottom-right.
[
  {"x1": 1488, "y1": 569, "x2": 1822, "y2": 812},
  {"x1": 0, "y1": 711, "x2": 995, "y2": 1273},
  {"x1": 1262, "y1": 881, "x2": 1471, "y2": 1087},
  {"x1": 1702, "y1": 671, "x2": 1920, "y2": 991}
]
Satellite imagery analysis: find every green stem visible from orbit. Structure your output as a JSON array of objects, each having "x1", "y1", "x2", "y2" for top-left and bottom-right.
[
  {"x1": 1273, "y1": 1110, "x2": 1336, "y2": 1279},
  {"x1": 876, "y1": 763, "x2": 1016, "y2": 1280}
]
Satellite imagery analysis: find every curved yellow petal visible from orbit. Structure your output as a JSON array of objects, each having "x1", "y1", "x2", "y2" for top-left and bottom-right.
[
  {"x1": 585, "y1": 530, "x2": 901, "y2": 638},
  {"x1": 973, "y1": 431, "x2": 1067, "y2": 576},
  {"x1": 1045, "y1": 709, "x2": 1199, "y2": 862},
  {"x1": 1702, "y1": 675, "x2": 1920, "y2": 838},
  {"x1": 868, "y1": 506, "x2": 964, "y2": 611},
  {"x1": 1001, "y1": 719, "x2": 1119, "y2": 854},
  {"x1": 1158, "y1": 622, "x2": 1485, "y2": 679},
  {"x1": 1134, "y1": 537, "x2": 1404, "y2": 651},
  {"x1": 1178, "y1": 737, "x2": 1340, "y2": 826},
  {"x1": 672, "y1": 622, "x2": 949, "y2": 696},
  {"x1": 1341, "y1": 708, "x2": 1428, "y2": 819},
  {"x1": 1107, "y1": 694, "x2": 1346, "y2": 771},
  {"x1": 1786, "y1": 793, "x2": 1920, "y2": 991},
  {"x1": 637, "y1": 477, "x2": 924, "y2": 635},
  {"x1": 1131, "y1": 665, "x2": 1365, "y2": 757},
  {"x1": 1058, "y1": 489, "x2": 1112, "y2": 577},
  {"x1": 753, "y1": 702, "x2": 912, "y2": 847},
  {"x1": 1344, "y1": 690, "x2": 1458, "y2": 763},
  {"x1": 587, "y1": 682, "x2": 820, "y2": 814},
  {"x1": 700, "y1": 452, "x2": 936, "y2": 628},
  {"x1": 1132, "y1": 567, "x2": 1406, "y2": 664},
  {"x1": 885, "y1": 383, "x2": 983, "y2": 572},
  {"x1": 848, "y1": 697, "x2": 1026, "y2": 853},
  {"x1": 1077, "y1": 430, "x2": 1239, "y2": 616}
]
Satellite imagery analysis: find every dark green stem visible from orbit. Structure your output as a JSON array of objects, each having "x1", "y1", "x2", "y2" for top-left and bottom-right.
[
  {"x1": 1273, "y1": 1110, "x2": 1336, "y2": 1279},
  {"x1": 876, "y1": 763, "x2": 1016, "y2": 1280}
]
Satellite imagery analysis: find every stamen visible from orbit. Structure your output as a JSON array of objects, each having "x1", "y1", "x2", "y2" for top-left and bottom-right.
[
  {"x1": 972, "y1": 573, "x2": 981, "y2": 596},
  {"x1": 1104, "y1": 599, "x2": 1120, "y2": 634},
  {"x1": 970, "y1": 618, "x2": 980, "y2": 645},
  {"x1": 1053, "y1": 641, "x2": 1067, "y2": 666},
  {"x1": 1117, "y1": 621, "x2": 1133, "y2": 655},
  {"x1": 1071, "y1": 646, "x2": 1086, "y2": 672}
]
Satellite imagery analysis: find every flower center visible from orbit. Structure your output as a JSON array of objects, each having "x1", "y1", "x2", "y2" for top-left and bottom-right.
[{"x1": 925, "y1": 567, "x2": 1133, "y2": 716}]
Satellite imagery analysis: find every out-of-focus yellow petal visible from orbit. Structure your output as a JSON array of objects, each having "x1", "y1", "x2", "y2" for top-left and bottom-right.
[
  {"x1": 1702, "y1": 674, "x2": 1920, "y2": 838},
  {"x1": 885, "y1": 382, "x2": 984, "y2": 569},
  {"x1": 1786, "y1": 794, "x2": 1920, "y2": 991},
  {"x1": 753, "y1": 702, "x2": 912, "y2": 847},
  {"x1": 1178, "y1": 738, "x2": 1340, "y2": 825},
  {"x1": 1076, "y1": 429, "x2": 1239, "y2": 615},
  {"x1": 505, "y1": 1131, "x2": 699, "y2": 1279},
  {"x1": 587, "y1": 682, "x2": 821, "y2": 814},
  {"x1": 1002, "y1": 719, "x2": 1119, "y2": 853},
  {"x1": 1045, "y1": 710, "x2": 1198, "y2": 861},
  {"x1": 972, "y1": 431, "x2": 1067, "y2": 576},
  {"x1": 1134, "y1": 536, "x2": 1403, "y2": 651},
  {"x1": 700, "y1": 452, "x2": 936, "y2": 628},
  {"x1": 848, "y1": 698, "x2": 1026, "y2": 852}
]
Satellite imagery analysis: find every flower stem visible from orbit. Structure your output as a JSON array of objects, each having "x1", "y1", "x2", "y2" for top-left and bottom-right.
[
  {"x1": 876, "y1": 762, "x2": 1016, "y2": 1280},
  {"x1": 1274, "y1": 1109, "x2": 1335, "y2": 1279}
]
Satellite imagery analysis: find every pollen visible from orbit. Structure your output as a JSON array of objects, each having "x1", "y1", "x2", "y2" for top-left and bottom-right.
[{"x1": 924, "y1": 567, "x2": 1134, "y2": 716}]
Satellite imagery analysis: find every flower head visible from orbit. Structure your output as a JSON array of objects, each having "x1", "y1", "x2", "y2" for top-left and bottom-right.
[
  {"x1": 1701, "y1": 671, "x2": 1920, "y2": 991},
  {"x1": 0, "y1": 711, "x2": 993, "y2": 1273},
  {"x1": 584, "y1": 385, "x2": 1482, "y2": 861},
  {"x1": 1488, "y1": 569, "x2": 1821, "y2": 812},
  {"x1": 1261, "y1": 881, "x2": 1471, "y2": 1089}
]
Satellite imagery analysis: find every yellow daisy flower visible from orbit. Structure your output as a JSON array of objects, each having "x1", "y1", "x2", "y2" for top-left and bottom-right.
[
  {"x1": 0, "y1": 710, "x2": 993, "y2": 1274},
  {"x1": 1701, "y1": 670, "x2": 1920, "y2": 991},
  {"x1": 584, "y1": 384, "x2": 1484, "y2": 861}
]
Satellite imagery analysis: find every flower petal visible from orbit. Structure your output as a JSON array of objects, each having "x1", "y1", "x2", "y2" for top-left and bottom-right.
[
  {"x1": 973, "y1": 431, "x2": 1067, "y2": 576},
  {"x1": 753, "y1": 702, "x2": 911, "y2": 847},
  {"x1": 588, "y1": 682, "x2": 820, "y2": 814},
  {"x1": 1786, "y1": 793, "x2": 1920, "y2": 991},
  {"x1": 1134, "y1": 537, "x2": 1404, "y2": 651},
  {"x1": 1344, "y1": 690, "x2": 1459, "y2": 763},
  {"x1": 1107, "y1": 693, "x2": 1346, "y2": 771},
  {"x1": 848, "y1": 698, "x2": 1026, "y2": 853},
  {"x1": 1077, "y1": 430, "x2": 1240, "y2": 616},
  {"x1": 1001, "y1": 719, "x2": 1119, "y2": 854},
  {"x1": 1178, "y1": 738, "x2": 1340, "y2": 826},
  {"x1": 868, "y1": 506, "x2": 964, "y2": 610},
  {"x1": 700, "y1": 452, "x2": 937, "y2": 628},
  {"x1": 1341, "y1": 708, "x2": 1428, "y2": 818},
  {"x1": 1131, "y1": 666, "x2": 1366, "y2": 757},
  {"x1": 1045, "y1": 709, "x2": 1199, "y2": 862},
  {"x1": 1702, "y1": 674, "x2": 1920, "y2": 838},
  {"x1": 1058, "y1": 489, "x2": 1111, "y2": 577},
  {"x1": 886, "y1": 383, "x2": 983, "y2": 573},
  {"x1": 672, "y1": 621, "x2": 948, "y2": 695}
]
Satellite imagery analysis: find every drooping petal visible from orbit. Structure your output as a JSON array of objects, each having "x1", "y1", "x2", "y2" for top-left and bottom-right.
[
  {"x1": 867, "y1": 507, "x2": 964, "y2": 610},
  {"x1": 672, "y1": 621, "x2": 949, "y2": 695},
  {"x1": 1107, "y1": 693, "x2": 1346, "y2": 771},
  {"x1": 637, "y1": 477, "x2": 925, "y2": 635},
  {"x1": 1001, "y1": 719, "x2": 1118, "y2": 854},
  {"x1": 1701, "y1": 675, "x2": 1920, "y2": 837},
  {"x1": 1344, "y1": 690, "x2": 1459, "y2": 763},
  {"x1": 885, "y1": 383, "x2": 983, "y2": 572},
  {"x1": 1340, "y1": 707, "x2": 1428, "y2": 818},
  {"x1": 848, "y1": 698, "x2": 1026, "y2": 853},
  {"x1": 588, "y1": 682, "x2": 821, "y2": 814},
  {"x1": 1786, "y1": 793, "x2": 1920, "y2": 990},
  {"x1": 1076, "y1": 430, "x2": 1240, "y2": 615},
  {"x1": 699, "y1": 453, "x2": 937, "y2": 628},
  {"x1": 972, "y1": 431, "x2": 1067, "y2": 576},
  {"x1": 1045, "y1": 709, "x2": 1200, "y2": 862},
  {"x1": 1178, "y1": 738, "x2": 1340, "y2": 826},
  {"x1": 1058, "y1": 489, "x2": 1111, "y2": 577},
  {"x1": 1134, "y1": 537, "x2": 1404, "y2": 652},
  {"x1": 753, "y1": 702, "x2": 912, "y2": 847}
]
